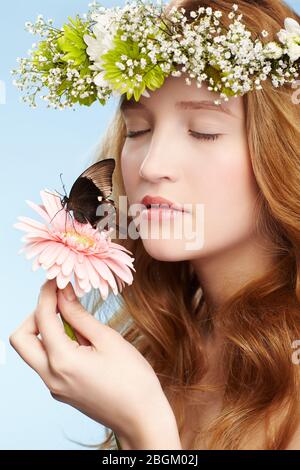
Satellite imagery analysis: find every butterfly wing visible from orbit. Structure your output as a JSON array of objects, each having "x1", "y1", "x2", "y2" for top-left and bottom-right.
[
  {"x1": 68, "y1": 158, "x2": 115, "y2": 200},
  {"x1": 67, "y1": 159, "x2": 116, "y2": 227},
  {"x1": 80, "y1": 158, "x2": 115, "y2": 199}
]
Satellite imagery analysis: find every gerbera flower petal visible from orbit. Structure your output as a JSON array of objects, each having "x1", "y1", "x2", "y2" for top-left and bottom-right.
[
  {"x1": 74, "y1": 260, "x2": 86, "y2": 279},
  {"x1": 23, "y1": 241, "x2": 50, "y2": 260},
  {"x1": 16, "y1": 216, "x2": 49, "y2": 233},
  {"x1": 108, "y1": 249, "x2": 136, "y2": 269},
  {"x1": 78, "y1": 275, "x2": 91, "y2": 292},
  {"x1": 102, "y1": 258, "x2": 134, "y2": 284},
  {"x1": 38, "y1": 242, "x2": 65, "y2": 267},
  {"x1": 109, "y1": 242, "x2": 134, "y2": 254},
  {"x1": 61, "y1": 251, "x2": 76, "y2": 277},
  {"x1": 74, "y1": 275, "x2": 86, "y2": 298},
  {"x1": 46, "y1": 264, "x2": 62, "y2": 280},
  {"x1": 98, "y1": 276, "x2": 109, "y2": 300},
  {"x1": 32, "y1": 257, "x2": 41, "y2": 272},
  {"x1": 25, "y1": 200, "x2": 51, "y2": 224},
  {"x1": 89, "y1": 256, "x2": 119, "y2": 294},
  {"x1": 21, "y1": 231, "x2": 51, "y2": 240},
  {"x1": 56, "y1": 246, "x2": 71, "y2": 266},
  {"x1": 56, "y1": 271, "x2": 72, "y2": 289},
  {"x1": 84, "y1": 257, "x2": 101, "y2": 289},
  {"x1": 45, "y1": 244, "x2": 67, "y2": 268},
  {"x1": 40, "y1": 189, "x2": 63, "y2": 221}
]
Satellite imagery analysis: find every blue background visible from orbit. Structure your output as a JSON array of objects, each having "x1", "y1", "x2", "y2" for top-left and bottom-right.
[{"x1": 1, "y1": 0, "x2": 299, "y2": 450}]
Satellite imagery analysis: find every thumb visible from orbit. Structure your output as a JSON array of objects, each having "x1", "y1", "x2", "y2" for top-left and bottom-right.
[{"x1": 57, "y1": 283, "x2": 104, "y2": 347}]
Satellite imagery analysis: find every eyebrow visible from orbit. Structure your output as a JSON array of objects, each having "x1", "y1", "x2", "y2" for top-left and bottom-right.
[{"x1": 119, "y1": 98, "x2": 237, "y2": 118}]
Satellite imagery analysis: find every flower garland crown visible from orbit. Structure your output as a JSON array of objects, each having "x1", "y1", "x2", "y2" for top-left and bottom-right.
[{"x1": 11, "y1": 0, "x2": 300, "y2": 109}]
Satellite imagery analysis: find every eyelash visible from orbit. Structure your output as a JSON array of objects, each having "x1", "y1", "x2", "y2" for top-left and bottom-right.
[{"x1": 125, "y1": 130, "x2": 220, "y2": 142}]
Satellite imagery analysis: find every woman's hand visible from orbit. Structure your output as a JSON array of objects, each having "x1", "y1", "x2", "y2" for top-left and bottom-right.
[{"x1": 9, "y1": 279, "x2": 179, "y2": 448}]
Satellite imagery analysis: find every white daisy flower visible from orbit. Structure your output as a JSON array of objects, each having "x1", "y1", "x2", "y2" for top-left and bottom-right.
[
  {"x1": 277, "y1": 17, "x2": 300, "y2": 62},
  {"x1": 84, "y1": 10, "x2": 119, "y2": 69},
  {"x1": 263, "y1": 42, "x2": 283, "y2": 60}
]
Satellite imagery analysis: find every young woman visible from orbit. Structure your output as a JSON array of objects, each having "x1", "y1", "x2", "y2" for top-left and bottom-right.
[{"x1": 10, "y1": 0, "x2": 300, "y2": 450}]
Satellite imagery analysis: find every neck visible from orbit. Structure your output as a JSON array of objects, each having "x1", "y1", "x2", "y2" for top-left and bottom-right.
[{"x1": 190, "y1": 232, "x2": 277, "y2": 313}]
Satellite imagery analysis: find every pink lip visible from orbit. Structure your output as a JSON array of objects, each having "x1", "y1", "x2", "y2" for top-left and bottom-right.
[{"x1": 141, "y1": 195, "x2": 189, "y2": 213}]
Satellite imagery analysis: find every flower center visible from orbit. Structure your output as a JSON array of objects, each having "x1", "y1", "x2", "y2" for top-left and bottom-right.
[
  {"x1": 63, "y1": 230, "x2": 95, "y2": 249},
  {"x1": 291, "y1": 33, "x2": 300, "y2": 45}
]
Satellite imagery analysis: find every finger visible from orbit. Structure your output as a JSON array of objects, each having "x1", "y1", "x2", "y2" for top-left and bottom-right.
[
  {"x1": 57, "y1": 282, "x2": 115, "y2": 348},
  {"x1": 35, "y1": 279, "x2": 77, "y2": 357},
  {"x1": 56, "y1": 287, "x2": 90, "y2": 346},
  {"x1": 9, "y1": 312, "x2": 50, "y2": 377},
  {"x1": 71, "y1": 327, "x2": 91, "y2": 346}
]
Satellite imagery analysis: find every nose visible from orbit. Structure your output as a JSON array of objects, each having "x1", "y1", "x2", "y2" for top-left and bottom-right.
[{"x1": 138, "y1": 128, "x2": 181, "y2": 183}]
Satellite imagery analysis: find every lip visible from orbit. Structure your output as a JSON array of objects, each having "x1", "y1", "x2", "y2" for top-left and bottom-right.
[{"x1": 141, "y1": 195, "x2": 190, "y2": 213}]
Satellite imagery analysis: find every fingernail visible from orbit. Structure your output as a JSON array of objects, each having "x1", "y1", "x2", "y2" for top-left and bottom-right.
[{"x1": 62, "y1": 283, "x2": 76, "y2": 301}]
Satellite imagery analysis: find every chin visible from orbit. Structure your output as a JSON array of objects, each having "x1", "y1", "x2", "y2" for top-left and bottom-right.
[{"x1": 140, "y1": 238, "x2": 196, "y2": 262}]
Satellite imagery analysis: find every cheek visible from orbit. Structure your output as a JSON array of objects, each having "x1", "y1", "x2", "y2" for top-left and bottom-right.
[
  {"x1": 190, "y1": 147, "x2": 259, "y2": 251},
  {"x1": 120, "y1": 147, "x2": 139, "y2": 203}
]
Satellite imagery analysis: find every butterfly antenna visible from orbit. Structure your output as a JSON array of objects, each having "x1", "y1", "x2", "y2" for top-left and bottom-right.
[
  {"x1": 49, "y1": 207, "x2": 65, "y2": 226},
  {"x1": 44, "y1": 189, "x2": 61, "y2": 199},
  {"x1": 64, "y1": 210, "x2": 67, "y2": 234},
  {"x1": 60, "y1": 173, "x2": 68, "y2": 197},
  {"x1": 64, "y1": 209, "x2": 80, "y2": 236},
  {"x1": 64, "y1": 209, "x2": 74, "y2": 234},
  {"x1": 54, "y1": 188, "x2": 65, "y2": 198}
]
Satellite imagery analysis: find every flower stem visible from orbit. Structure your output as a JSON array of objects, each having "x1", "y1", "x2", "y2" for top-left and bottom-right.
[
  {"x1": 114, "y1": 432, "x2": 122, "y2": 450},
  {"x1": 61, "y1": 316, "x2": 77, "y2": 341}
]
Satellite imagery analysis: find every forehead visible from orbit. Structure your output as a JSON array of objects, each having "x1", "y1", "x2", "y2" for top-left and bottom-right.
[
  {"x1": 119, "y1": 76, "x2": 243, "y2": 119},
  {"x1": 120, "y1": 97, "x2": 238, "y2": 118}
]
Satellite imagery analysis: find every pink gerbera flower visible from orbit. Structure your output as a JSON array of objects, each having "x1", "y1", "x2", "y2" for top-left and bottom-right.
[{"x1": 14, "y1": 190, "x2": 135, "y2": 298}]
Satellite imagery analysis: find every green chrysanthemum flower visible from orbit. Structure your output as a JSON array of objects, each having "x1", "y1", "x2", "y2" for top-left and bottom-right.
[
  {"x1": 100, "y1": 30, "x2": 167, "y2": 101},
  {"x1": 29, "y1": 15, "x2": 99, "y2": 107},
  {"x1": 57, "y1": 15, "x2": 89, "y2": 67}
]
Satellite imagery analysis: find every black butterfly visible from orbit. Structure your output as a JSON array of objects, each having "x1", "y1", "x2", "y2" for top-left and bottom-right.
[{"x1": 50, "y1": 158, "x2": 125, "y2": 234}]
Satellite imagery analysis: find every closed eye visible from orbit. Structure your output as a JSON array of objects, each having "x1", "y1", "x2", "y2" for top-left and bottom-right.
[{"x1": 125, "y1": 130, "x2": 220, "y2": 142}]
